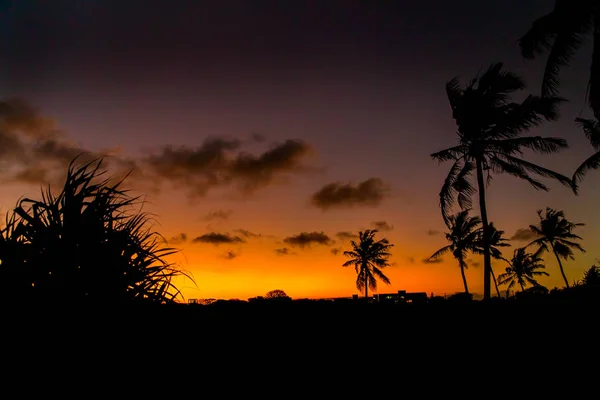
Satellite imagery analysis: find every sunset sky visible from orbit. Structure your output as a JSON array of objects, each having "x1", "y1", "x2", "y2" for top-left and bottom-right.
[{"x1": 1, "y1": 0, "x2": 599, "y2": 301}]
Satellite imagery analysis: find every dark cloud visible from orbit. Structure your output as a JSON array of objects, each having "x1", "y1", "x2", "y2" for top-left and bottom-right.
[
  {"x1": 221, "y1": 250, "x2": 240, "y2": 260},
  {"x1": 250, "y1": 132, "x2": 267, "y2": 143},
  {"x1": 372, "y1": 220, "x2": 393, "y2": 232},
  {"x1": 310, "y1": 177, "x2": 390, "y2": 210},
  {"x1": 422, "y1": 258, "x2": 443, "y2": 264},
  {"x1": 142, "y1": 138, "x2": 314, "y2": 198},
  {"x1": 168, "y1": 233, "x2": 188, "y2": 245},
  {"x1": 283, "y1": 231, "x2": 334, "y2": 248},
  {"x1": 0, "y1": 97, "x2": 126, "y2": 187},
  {"x1": 336, "y1": 231, "x2": 358, "y2": 240},
  {"x1": 203, "y1": 209, "x2": 233, "y2": 221},
  {"x1": 274, "y1": 247, "x2": 295, "y2": 256},
  {"x1": 510, "y1": 228, "x2": 538, "y2": 241},
  {"x1": 427, "y1": 229, "x2": 441, "y2": 236},
  {"x1": 331, "y1": 248, "x2": 342, "y2": 255},
  {"x1": 234, "y1": 229, "x2": 261, "y2": 238},
  {"x1": 191, "y1": 232, "x2": 246, "y2": 245}
]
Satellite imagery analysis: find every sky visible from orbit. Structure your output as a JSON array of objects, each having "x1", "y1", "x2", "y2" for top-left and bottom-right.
[{"x1": 1, "y1": 0, "x2": 599, "y2": 301}]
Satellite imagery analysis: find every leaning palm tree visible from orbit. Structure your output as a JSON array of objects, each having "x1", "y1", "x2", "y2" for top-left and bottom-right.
[
  {"x1": 486, "y1": 222, "x2": 511, "y2": 297},
  {"x1": 427, "y1": 210, "x2": 482, "y2": 295},
  {"x1": 519, "y1": 0, "x2": 600, "y2": 119},
  {"x1": 527, "y1": 207, "x2": 585, "y2": 288},
  {"x1": 0, "y1": 156, "x2": 193, "y2": 304},
  {"x1": 498, "y1": 247, "x2": 549, "y2": 297},
  {"x1": 342, "y1": 229, "x2": 393, "y2": 299},
  {"x1": 432, "y1": 62, "x2": 573, "y2": 300},
  {"x1": 573, "y1": 118, "x2": 600, "y2": 185}
]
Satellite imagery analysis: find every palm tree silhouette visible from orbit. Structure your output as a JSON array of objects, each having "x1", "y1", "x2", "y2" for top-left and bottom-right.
[
  {"x1": 427, "y1": 210, "x2": 482, "y2": 295},
  {"x1": 527, "y1": 207, "x2": 585, "y2": 288},
  {"x1": 498, "y1": 247, "x2": 549, "y2": 297},
  {"x1": 432, "y1": 62, "x2": 573, "y2": 300},
  {"x1": 342, "y1": 229, "x2": 393, "y2": 299},
  {"x1": 519, "y1": 0, "x2": 600, "y2": 119},
  {"x1": 0, "y1": 156, "x2": 193, "y2": 304},
  {"x1": 573, "y1": 118, "x2": 600, "y2": 185},
  {"x1": 487, "y1": 222, "x2": 511, "y2": 297}
]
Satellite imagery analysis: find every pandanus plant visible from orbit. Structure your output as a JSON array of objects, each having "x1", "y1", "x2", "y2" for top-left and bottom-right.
[{"x1": 0, "y1": 156, "x2": 193, "y2": 304}]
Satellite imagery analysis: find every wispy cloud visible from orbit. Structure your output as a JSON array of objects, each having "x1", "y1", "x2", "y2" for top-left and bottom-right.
[
  {"x1": 510, "y1": 228, "x2": 538, "y2": 241},
  {"x1": 274, "y1": 247, "x2": 296, "y2": 256},
  {"x1": 191, "y1": 232, "x2": 246, "y2": 245},
  {"x1": 221, "y1": 250, "x2": 240, "y2": 260},
  {"x1": 168, "y1": 233, "x2": 188, "y2": 245},
  {"x1": 422, "y1": 258, "x2": 443, "y2": 264},
  {"x1": 203, "y1": 209, "x2": 233, "y2": 221},
  {"x1": 283, "y1": 231, "x2": 334, "y2": 248},
  {"x1": 372, "y1": 220, "x2": 393, "y2": 232},
  {"x1": 336, "y1": 231, "x2": 358, "y2": 240}
]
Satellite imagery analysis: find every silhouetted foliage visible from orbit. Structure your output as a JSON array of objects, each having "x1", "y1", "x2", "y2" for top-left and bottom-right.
[
  {"x1": 486, "y1": 222, "x2": 511, "y2": 297},
  {"x1": 0, "y1": 156, "x2": 192, "y2": 304},
  {"x1": 342, "y1": 229, "x2": 393, "y2": 298},
  {"x1": 580, "y1": 264, "x2": 600, "y2": 287},
  {"x1": 427, "y1": 209, "x2": 482, "y2": 294},
  {"x1": 527, "y1": 207, "x2": 585, "y2": 288},
  {"x1": 432, "y1": 62, "x2": 572, "y2": 300},
  {"x1": 520, "y1": 0, "x2": 600, "y2": 119},
  {"x1": 498, "y1": 248, "x2": 549, "y2": 297},
  {"x1": 265, "y1": 289, "x2": 291, "y2": 300},
  {"x1": 573, "y1": 118, "x2": 600, "y2": 185}
]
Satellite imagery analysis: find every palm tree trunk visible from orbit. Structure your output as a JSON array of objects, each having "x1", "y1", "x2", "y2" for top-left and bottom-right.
[
  {"x1": 460, "y1": 263, "x2": 469, "y2": 294},
  {"x1": 551, "y1": 245, "x2": 570, "y2": 288},
  {"x1": 519, "y1": 282, "x2": 525, "y2": 292},
  {"x1": 491, "y1": 265, "x2": 501, "y2": 297},
  {"x1": 364, "y1": 267, "x2": 369, "y2": 300},
  {"x1": 475, "y1": 159, "x2": 492, "y2": 300}
]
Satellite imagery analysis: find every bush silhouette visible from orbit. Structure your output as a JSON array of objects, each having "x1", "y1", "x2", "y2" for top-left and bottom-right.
[{"x1": 0, "y1": 156, "x2": 191, "y2": 305}]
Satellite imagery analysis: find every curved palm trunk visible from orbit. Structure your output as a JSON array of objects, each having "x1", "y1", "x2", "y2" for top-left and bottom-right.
[
  {"x1": 551, "y1": 245, "x2": 570, "y2": 288},
  {"x1": 476, "y1": 159, "x2": 492, "y2": 300},
  {"x1": 460, "y1": 262, "x2": 469, "y2": 294},
  {"x1": 364, "y1": 266, "x2": 369, "y2": 299},
  {"x1": 490, "y1": 265, "x2": 501, "y2": 297}
]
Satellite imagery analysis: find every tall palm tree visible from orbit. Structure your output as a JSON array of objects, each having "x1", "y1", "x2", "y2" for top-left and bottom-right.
[
  {"x1": 427, "y1": 210, "x2": 482, "y2": 295},
  {"x1": 573, "y1": 118, "x2": 600, "y2": 185},
  {"x1": 519, "y1": 0, "x2": 600, "y2": 119},
  {"x1": 432, "y1": 62, "x2": 573, "y2": 300},
  {"x1": 0, "y1": 156, "x2": 193, "y2": 304},
  {"x1": 342, "y1": 229, "x2": 393, "y2": 299},
  {"x1": 498, "y1": 247, "x2": 549, "y2": 297},
  {"x1": 527, "y1": 207, "x2": 585, "y2": 288}
]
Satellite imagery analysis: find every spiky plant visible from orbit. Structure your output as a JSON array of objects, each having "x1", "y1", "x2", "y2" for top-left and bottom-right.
[{"x1": 0, "y1": 156, "x2": 192, "y2": 304}]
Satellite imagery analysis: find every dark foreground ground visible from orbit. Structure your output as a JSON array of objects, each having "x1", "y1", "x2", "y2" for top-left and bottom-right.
[{"x1": 3, "y1": 297, "x2": 597, "y2": 390}]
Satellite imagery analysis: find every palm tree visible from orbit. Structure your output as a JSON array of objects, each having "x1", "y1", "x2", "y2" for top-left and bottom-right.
[
  {"x1": 527, "y1": 207, "x2": 585, "y2": 288},
  {"x1": 342, "y1": 229, "x2": 393, "y2": 299},
  {"x1": 427, "y1": 210, "x2": 482, "y2": 295},
  {"x1": 519, "y1": 0, "x2": 600, "y2": 119},
  {"x1": 487, "y1": 222, "x2": 511, "y2": 297},
  {"x1": 573, "y1": 118, "x2": 600, "y2": 185},
  {"x1": 498, "y1": 247, "x2": 549, "y2": 297},
  {"x1": 0, "y1": 156, "x2": 193, "y2": 304},
  {"x1": 431, "y1": 62, "x2": 573, "y2": 300}
]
